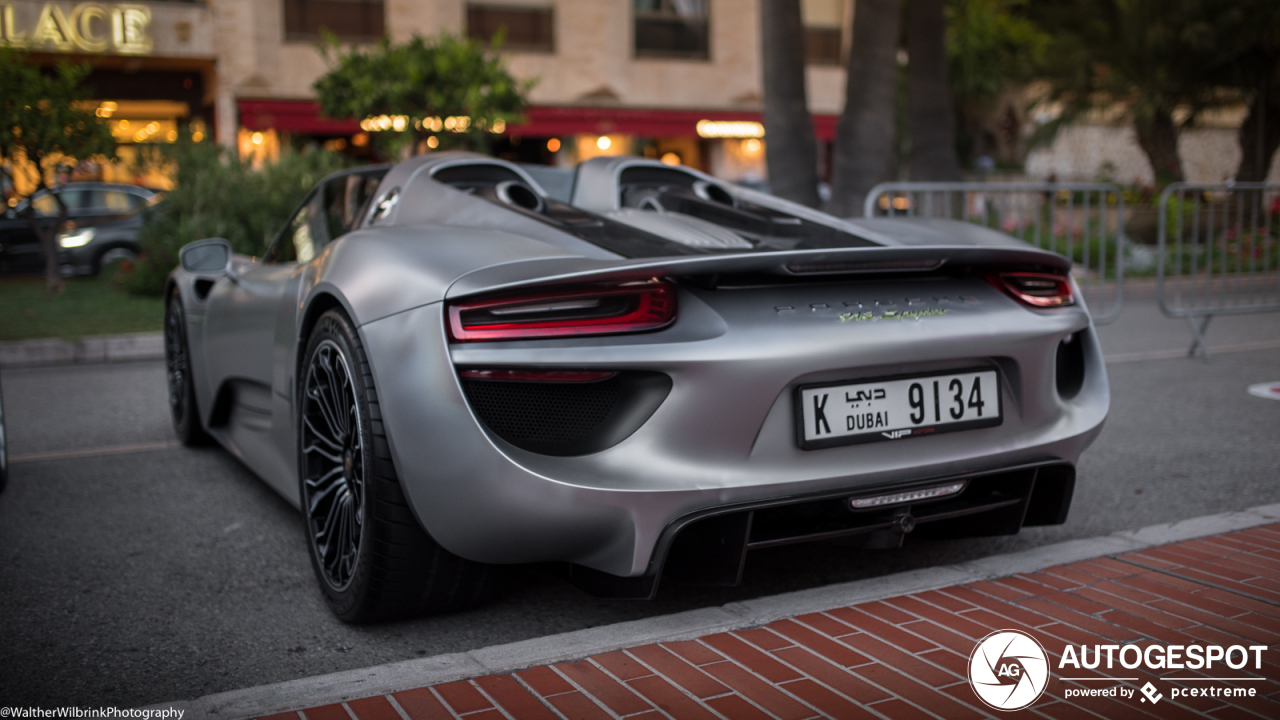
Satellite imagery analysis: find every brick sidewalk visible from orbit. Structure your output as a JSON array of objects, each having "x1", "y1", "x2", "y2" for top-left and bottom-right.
[{"x1": 261, "y1": 525, "x2": 1280, "y2": 720}]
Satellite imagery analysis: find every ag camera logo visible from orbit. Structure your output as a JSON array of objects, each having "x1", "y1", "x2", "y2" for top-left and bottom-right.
[{"x1": 969, "y1": 630, "x2": 1050, "y2": 711}]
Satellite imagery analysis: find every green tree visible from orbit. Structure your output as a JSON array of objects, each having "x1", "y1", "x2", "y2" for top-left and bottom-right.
[
  {"x1": 124, "y1": 138, "x2": 348, "y2": 297},
  {"x1": 313, "y1": 32, "x2": 532, "y2": 155},
  {"x1": 945, "y1": 0, "x2": 1048, "y2": 167},
  {"x1": 1027, "y1": 0, "x2": 1274, "y2": 186},
  {"x1": 1219, "y1": 5, "x2": 1280, "y2": 182},
  {"x1": 0, "y1": 47, "x2": 116, "y2": 293}
]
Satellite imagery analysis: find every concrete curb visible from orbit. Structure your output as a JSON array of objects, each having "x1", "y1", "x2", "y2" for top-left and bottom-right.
[
  {"x1": 159, "y1": 502, "x2": 1280, "y2": 720},
  {"x1": 0, "y1": 332, "x2": 163, "y2": 367}
]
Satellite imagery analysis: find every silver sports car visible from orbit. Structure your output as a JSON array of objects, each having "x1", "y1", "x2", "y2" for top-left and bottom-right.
[{"x1": 165, "y1": 153, "x2": 1108, "y2": 622}]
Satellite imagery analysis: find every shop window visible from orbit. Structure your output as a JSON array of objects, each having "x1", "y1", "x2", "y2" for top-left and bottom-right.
[
  {"x1": 634, "y1": 0, "x2": 709, "y2": 60},
  {"x1": 802, "y1": 0, "x2": 844, "y2": 66},
  {"x1": 467, "y1": 4, "x2": 555, "y2": 53},
  {"x1": 284, "y1": 0, "x2": 385, "y2": 43}
]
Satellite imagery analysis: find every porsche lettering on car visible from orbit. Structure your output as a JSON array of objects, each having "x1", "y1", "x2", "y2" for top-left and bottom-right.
[{"x1": 164, "y1": 153, "x2": 1108, "y2": 621}]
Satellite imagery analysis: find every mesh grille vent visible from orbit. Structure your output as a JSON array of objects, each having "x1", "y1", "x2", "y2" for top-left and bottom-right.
[{"x1": 462, "y1": 377, "x2": 625, "y2": 445}]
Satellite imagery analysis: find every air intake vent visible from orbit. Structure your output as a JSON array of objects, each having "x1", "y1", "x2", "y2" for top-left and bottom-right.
[{"x1": 460, "y1": 371, "x2": 672, "y2": 455}]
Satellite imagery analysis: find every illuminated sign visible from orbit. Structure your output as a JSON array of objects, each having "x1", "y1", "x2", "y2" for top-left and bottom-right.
[
  {"x1": 696, "y1": 119, "x2": 766, "y2": 139},
  {"x1": 359, "y1": 115, "x2": 508, "y2": 134},
  {"x1": 0, "y1": 3, "x2": 152, "y2": 55}
]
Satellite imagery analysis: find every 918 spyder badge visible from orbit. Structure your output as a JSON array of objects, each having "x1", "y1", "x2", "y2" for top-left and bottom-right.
[{"x1": 840, "y1": 307, "x2": 950, "y2": 323}]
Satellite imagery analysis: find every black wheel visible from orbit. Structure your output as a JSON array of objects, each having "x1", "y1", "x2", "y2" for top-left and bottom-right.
[
  {"x1": 96, "y1": 246, "x2": 138, "y2": 275},
  {"x1": 300, "y1": 310, "x2": 491, "y2": 622},
  {"x1": 165, "y1": 290, "x2": 210, "y2": 446}
]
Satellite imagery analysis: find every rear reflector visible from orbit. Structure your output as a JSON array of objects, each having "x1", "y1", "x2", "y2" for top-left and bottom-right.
[
  {"x1": 448, "y1": 280, "x2": 676, "y2": 342},
  {"x1": 458, "y1": 369, "x2": 616, "y2": 383},
  {"x1": 848, "y1": 481, "x2": 966, "y2": 510},
  {"x1": 989, "y1": 272, "x2": 1075, "y2": 308}
]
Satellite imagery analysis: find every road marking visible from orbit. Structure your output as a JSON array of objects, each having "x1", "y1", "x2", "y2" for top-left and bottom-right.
[
  {"x1": 1105, "y1": 338, "x2": 1280, "y2": 364},
  {"x1": 1247, "y1": 381, "x2": 1280, "y2": 401},
  {"x1": 10, "y1": 440, "x2": 181, "y2": 464}
]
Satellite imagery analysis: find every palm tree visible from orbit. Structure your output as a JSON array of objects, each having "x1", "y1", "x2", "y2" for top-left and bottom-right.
[
  {"x1": 827, "y1": 0, "x2": 902, "y2": 217},
  {"x1": 907, "y1": 0, "x2": 962, "y2": 182},
  {"x1": 761, "y1": 0, "x2": 820, "y2": 207}
]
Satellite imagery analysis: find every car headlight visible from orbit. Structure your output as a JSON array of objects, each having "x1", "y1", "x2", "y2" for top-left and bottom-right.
[{"x1": 59, "y1": 228, "x2": 95, "y2": 248}]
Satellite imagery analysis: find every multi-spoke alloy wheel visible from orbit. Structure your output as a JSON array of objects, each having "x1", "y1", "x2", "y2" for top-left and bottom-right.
[
  {"x1": 299, "y1": 310, "x2": 493, "y2": 622},
  {"x1": 301, "y1": 339, "x2": 365, "y2": 590},
  {"x1": 165, "y1": 291, "x2": 209, "y2": 445}
]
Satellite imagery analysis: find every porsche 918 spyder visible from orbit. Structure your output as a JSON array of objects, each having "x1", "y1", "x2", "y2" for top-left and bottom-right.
[{"x1": 165, "y1": 153, "x2": 1108, "y2": 621}]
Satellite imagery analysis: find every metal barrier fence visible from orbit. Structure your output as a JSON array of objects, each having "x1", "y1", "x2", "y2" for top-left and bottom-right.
[
  {"x1": 1157, "y1": 183, "x2": 1280, "y2": 359},
  {"x1": 864, "y1": 182, "x2": 1125, "y2": 324}
]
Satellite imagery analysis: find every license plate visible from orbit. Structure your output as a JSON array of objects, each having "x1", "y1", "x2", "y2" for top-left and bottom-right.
[{"x1": 797, "y1": 368, "x2": 1002, "y2": 450}]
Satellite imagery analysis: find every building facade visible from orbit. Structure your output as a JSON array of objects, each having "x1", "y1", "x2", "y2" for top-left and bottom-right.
[
  {"x1": 1, "y1": 0, "x2": 853, "y2": 185},
  {"x1": 7, "y1": 0, "x2": 1269, "y2": 191}
]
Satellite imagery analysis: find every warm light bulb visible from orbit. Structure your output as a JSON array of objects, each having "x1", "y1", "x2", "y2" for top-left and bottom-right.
[
  {"x1": 596, "y1": 136, "x2": 611, "y2": 150},
  {"x1": 547, "y1": 138, "x2": 561, "y2": 152},
  {"x1": 252, "y1": 132, "x2": 263, "y2": 145}
]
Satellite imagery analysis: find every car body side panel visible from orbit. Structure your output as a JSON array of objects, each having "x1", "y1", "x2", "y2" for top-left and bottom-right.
[
  {"x1": 306, "y1": 224, "x2": 581, "y2": 326},
  {"x1": 359, "y1": 302, "x2": 641, "y2": 573},
  {"x1": 201, "y1": 260, "x2": 298, "y2": 497}
]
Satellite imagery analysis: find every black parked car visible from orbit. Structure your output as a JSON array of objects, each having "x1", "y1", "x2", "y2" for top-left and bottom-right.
[{"x1": 1, "y1": 183, "x2": 156, "y2": 275}]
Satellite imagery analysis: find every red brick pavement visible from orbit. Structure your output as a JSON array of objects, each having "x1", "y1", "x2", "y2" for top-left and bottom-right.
[{"x1": 262, "y1": 525, "x2": 1280, "y2": 719}]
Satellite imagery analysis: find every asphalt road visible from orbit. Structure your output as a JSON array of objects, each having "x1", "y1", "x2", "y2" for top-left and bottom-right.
[{"x1": 1, "y1": 287, "x2": 1278, "y2": 709}]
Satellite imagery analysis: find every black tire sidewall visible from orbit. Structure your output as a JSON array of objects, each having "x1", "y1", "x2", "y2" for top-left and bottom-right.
[
  {"x1": 299, "y1": 310, "x2": 379, "y2": 620},
  {"x1": 165, "y1": 291, "x2": 202, "y2": 444},
  {"x1": 0, "y1": 380, "x2": 7, "y2": 493}
]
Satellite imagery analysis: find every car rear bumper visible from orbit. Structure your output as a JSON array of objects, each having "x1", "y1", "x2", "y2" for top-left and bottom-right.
[{"x1": 359, "y1": 277, "x2": 1108, "y2": 580}]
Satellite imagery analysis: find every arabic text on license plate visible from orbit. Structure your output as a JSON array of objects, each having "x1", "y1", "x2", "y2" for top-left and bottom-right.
[{"x1": 797, "y1": 369, "x2": 1002, "y2": 449}]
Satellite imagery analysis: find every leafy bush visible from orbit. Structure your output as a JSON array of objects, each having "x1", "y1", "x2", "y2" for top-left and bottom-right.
[{"x1": 124, "y1": 139, "x2": 348, "y2": 296}]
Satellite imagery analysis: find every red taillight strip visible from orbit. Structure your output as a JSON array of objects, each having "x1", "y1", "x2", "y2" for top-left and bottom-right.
[
  {"x1": 988, "y1": 272, "x2": 1075, "y2": 308},
  {"x1": 457, "y1": 369, "x2": 617, "y2": 383},
  {"x1": 448, "y1": 281, "x2": 677, "y2": 342}
]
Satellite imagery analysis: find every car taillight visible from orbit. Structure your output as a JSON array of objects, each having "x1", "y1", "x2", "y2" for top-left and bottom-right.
[
  {"x1": 447, "y1": 280, "x2": 677, "y2": 342},
  {"x1": 988, "y1": 272, "x2": 1075, "y2": 308}
]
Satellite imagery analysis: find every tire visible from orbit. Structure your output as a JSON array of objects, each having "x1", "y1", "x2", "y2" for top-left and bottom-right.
[
  {"x1": 165, "y1": 290, "x2": 211, "y2": 446},
  {"x1": 299, "y1": 309, "x2": 491, "y2": 622},
  {"x1": 96, "y1": 246, "x2": 138, "y2": 275},
  {"x1": 0, "y1": 380, "x2": 8, "y2": 494}
]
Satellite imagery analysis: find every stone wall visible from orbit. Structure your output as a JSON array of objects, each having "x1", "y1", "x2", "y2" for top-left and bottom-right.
[{"x1": 1026, "y1": 123, "x2": 1280, "y2": 186}]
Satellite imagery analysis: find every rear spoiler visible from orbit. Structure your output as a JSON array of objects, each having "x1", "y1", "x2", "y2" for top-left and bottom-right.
[{"x1": 445, "y1": 245, "x2": 1072, "y2": 300}]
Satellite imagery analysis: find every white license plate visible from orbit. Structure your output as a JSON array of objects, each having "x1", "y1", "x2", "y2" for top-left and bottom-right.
[{"x1": 797, "y1": 368, "x2": 1002, "y2": 449}]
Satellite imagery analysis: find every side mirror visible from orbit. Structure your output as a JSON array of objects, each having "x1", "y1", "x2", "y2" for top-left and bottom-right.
[{"x1": 179, "y1": 238, "x2": 233, "y2": 276}]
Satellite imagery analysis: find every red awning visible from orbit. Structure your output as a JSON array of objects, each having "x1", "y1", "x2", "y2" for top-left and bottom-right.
[
  {"x1": 238, "y1": 100, "x2": 361, "y2": 135},
  {"x1": 237, "y1": 99, "x2": 838, "y2": 141},
  {"x1": 505, "y1": 106, "x2": 838, "y2": 142}
]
